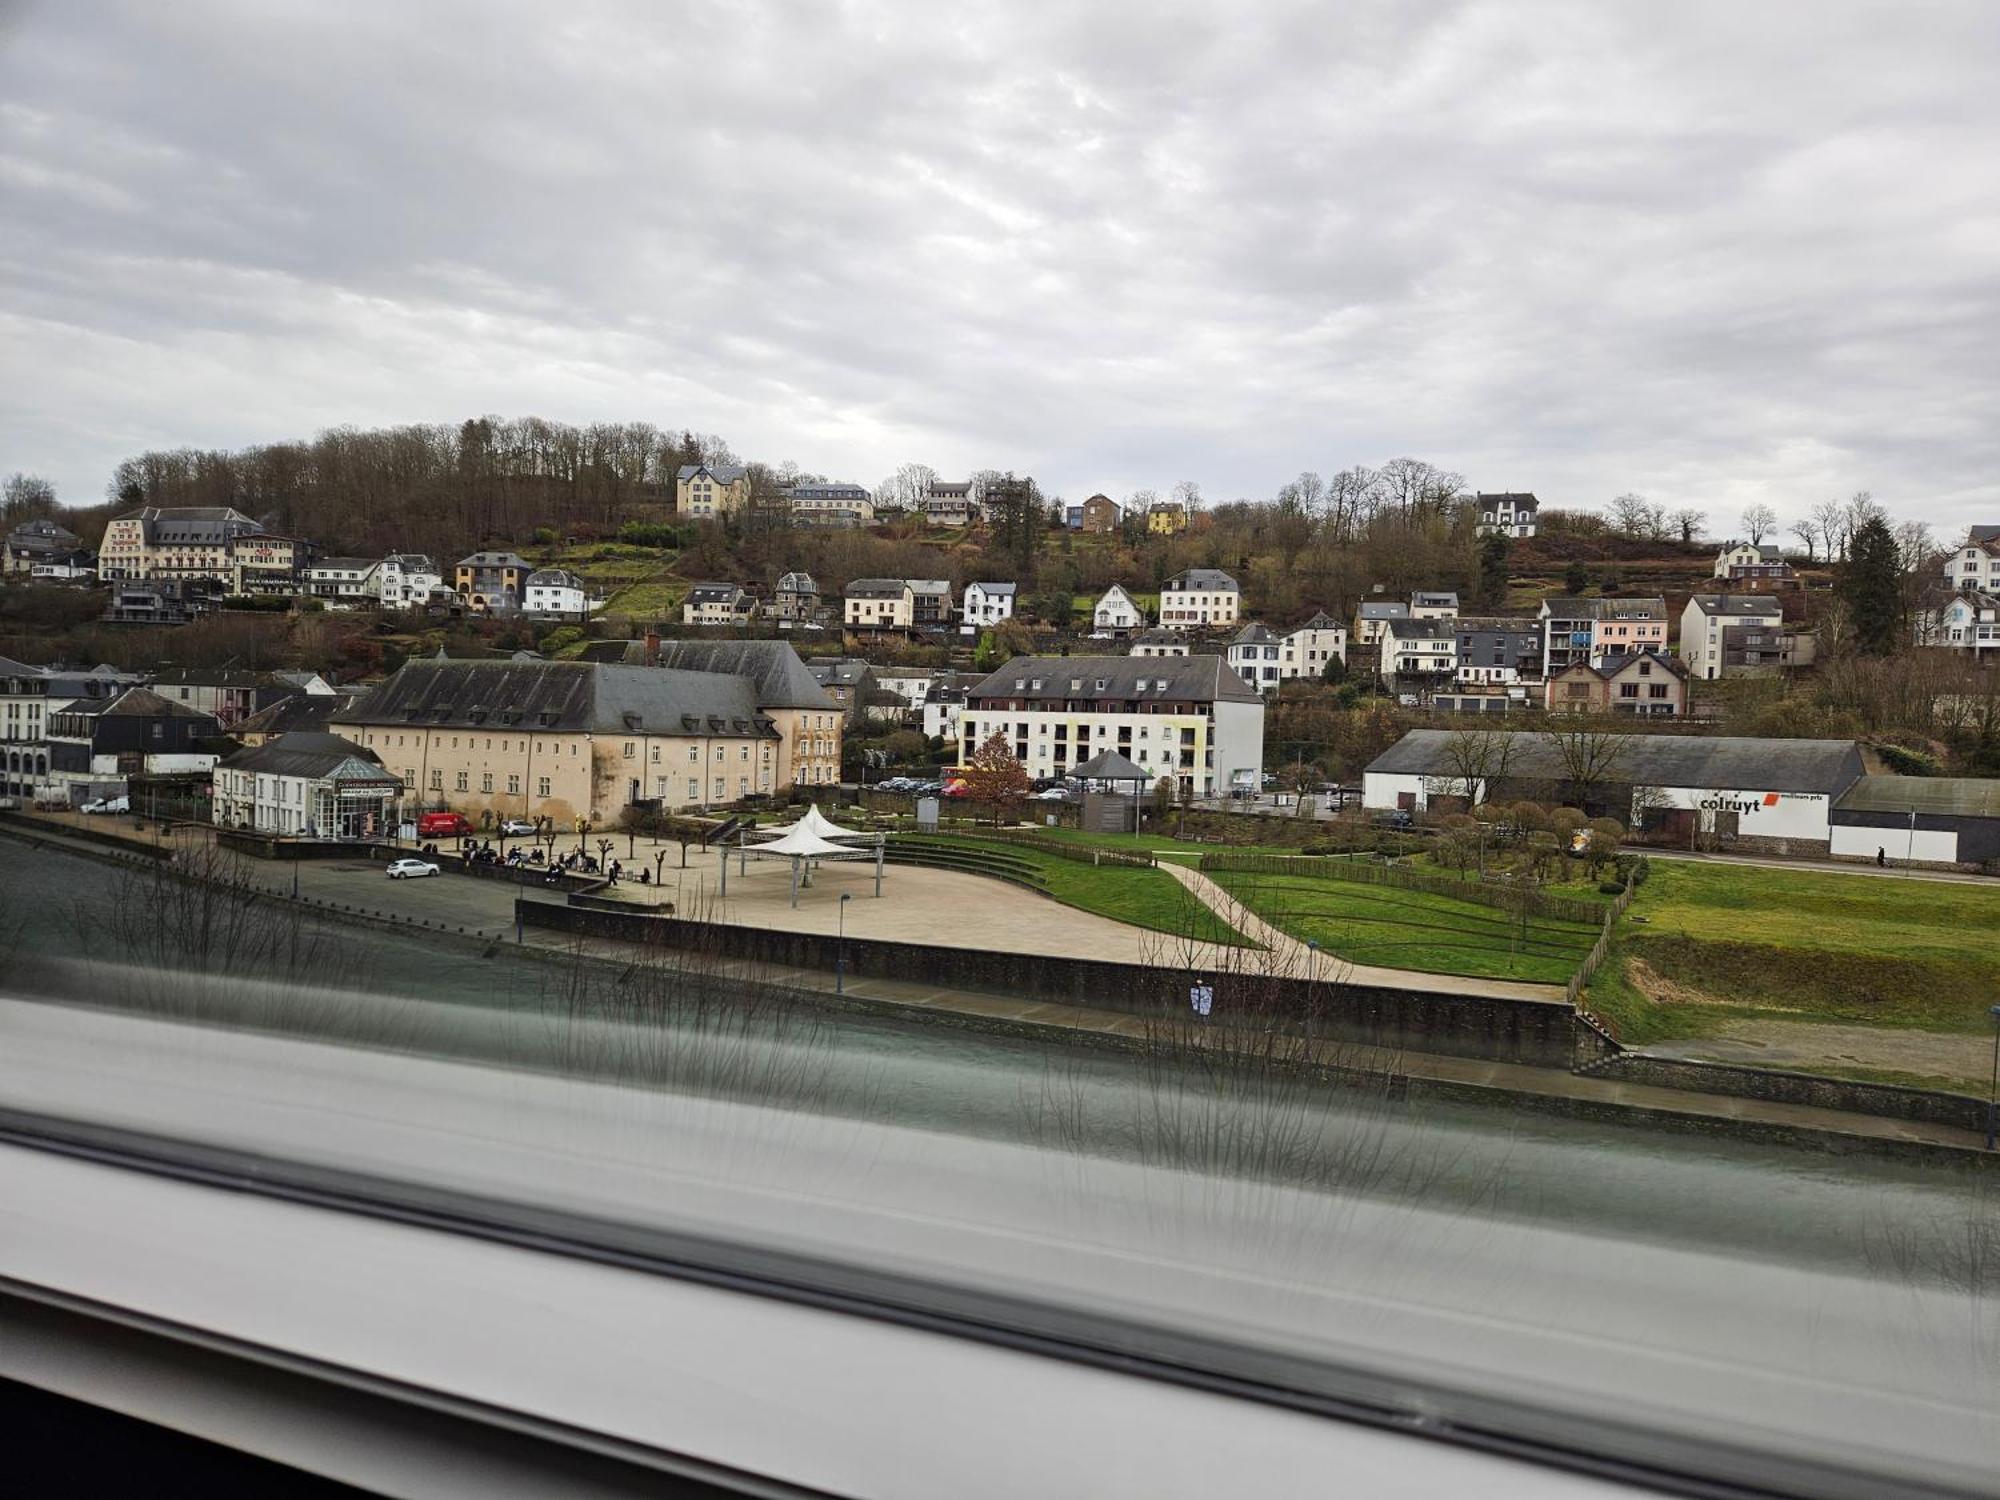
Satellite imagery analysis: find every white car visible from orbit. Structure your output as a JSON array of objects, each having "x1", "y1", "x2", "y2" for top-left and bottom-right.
[
  {"x1": 385, "y1": 858, "x2": 440, "y2": 880},
  {"x1": 498, "y1": 819, "x2": 536, "y2": 836},
  {"x1": 1032, "y1": 786, "x2": 1071, "y2": 801},
  {"x1": 80, "y1": 796, "x2": 130, "y2": 814}
]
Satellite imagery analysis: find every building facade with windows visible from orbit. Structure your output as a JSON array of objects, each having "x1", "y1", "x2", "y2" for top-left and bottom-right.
[
  {"x1": 342, "y1": 659, "x2": 789, "y2": 824},
  {"x1": 523, "y1": 568, "x2": 596, "y2": 617},
  {"x1": 677, "y1": 463, "x2": 751, "y2": 519},
  {"x1": 844, "y1": 579, "x2": 915, "y2": 630},
  {"x1": 1945, "y1": 528, "x2": 2000, "y2": 593},
  {"x1": 682, "y1": 582, "x2": 757, "y2": 626},
  {"x1": 1679, "y1": 594, "x2": 1785, "y2": 680},
  {"x1": 771, "y1": 571, "x2": 821, "y2": 625},
  {"x1": 453, "y1": 552, "x2": 530, "y2": 613},
  {"x1": 961, "y1": 581, "x2": 1016, "y2": 629},
  {"x1": 44, "y1": 687, "x2": 223, "y2": 805},
  {"x1": 98, "y1": 506, "x2": 305, "y2": 594},
  {"x1": 1094, "y1": 585, "x2": 1145, "y2": 635},
  {"x1": 960, "y1": 655, "x2": 1264, "y2": 800},
  {"x1": 1080, "y1": 494, "x2": 1120, "y2": 533},
  {"x1": 1715, "y1": 543, "x2": 1795, "y2": 583},
  {"x1": 1159, "y1": 568, "x2": 1240, "y2": 630},
  {"x1": 787, "y1": 483, "x2": 874, "y2": 527},
  {"x1": 4, "y1": 518, "x2": 82, "y2": 575},
  {"x1": 213, "y1": 732, "x2": 403, "y2": 838},
  {"x1": 1549, "y1": 652, "x2": 1688, "y2": 716},
  {"x1": 618, "y1": 638, "x2": 843, "y2": 789},
  {"x1": 1591, "y1": 597, "x2": 1669, "y2": 660},
  {"x1": 1451, "y1": 619, "x2": 1545, "y2": 685},
  {"x1": 1474, "y1": 492, "x2": 1538, "y2": 538}
]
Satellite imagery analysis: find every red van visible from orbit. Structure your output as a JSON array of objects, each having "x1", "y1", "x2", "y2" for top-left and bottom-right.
[{"x1": 417, "y1": 811, "x2": 474, "y2": 839}]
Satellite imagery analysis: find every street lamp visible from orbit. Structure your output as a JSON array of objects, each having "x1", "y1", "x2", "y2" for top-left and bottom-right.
[
  {"x1": 1987, "y1": 1003, "x2": 2000, "y2": 1151},
  {"x1": 836, "y1": 892, "x2": 852, "y2": 995}
]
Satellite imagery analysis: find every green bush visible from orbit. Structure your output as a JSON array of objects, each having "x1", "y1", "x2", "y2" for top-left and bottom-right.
[
  {"x1": 1875, "y1": 743, "x2": 1942, "y2": 777},
  {"x1": 1598, "y1": 880, "x2": 1626, "y2": 895},
  {"x1": 617, "y1": 521, "x2": 682, "y2": 549}
]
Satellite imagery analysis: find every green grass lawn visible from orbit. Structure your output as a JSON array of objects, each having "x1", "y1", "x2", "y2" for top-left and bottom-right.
[
  {"x1": 603, "y1": 580, "x2": 688, "y2": 619},
  {"x1": 941, "y1": 837, "x2": 1248, "y2": 947},
  {"x1": 1208, "y1": 870, "x2": 1599, "y2": 984},
  {"x1": 1592, "y1": 861, "x2": 2000, "y2": 1044}
]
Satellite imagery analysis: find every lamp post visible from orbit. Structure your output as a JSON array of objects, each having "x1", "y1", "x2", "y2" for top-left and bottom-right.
[
  {"x1": 1987, "y1": 1004, "x2": 2000, "y2": 1151},
  {"x1": 837, "y1": 892, "x2": 852, "y2": 995}
]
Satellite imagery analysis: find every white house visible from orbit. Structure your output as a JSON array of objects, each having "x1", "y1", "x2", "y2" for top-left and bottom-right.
[
  {"x1": 1474, "y1": 492, "x2": 1538, "y2": 538},
  {"x1": 1159, "y1": 568, "x2": 1240, "y2": 630},
  {"x1": 1093, "y1": 584, "x2": 1145, "y2": 636},
  {"x1": 683, "y1": 582, "x2": 758, "y2": 626},
  {"x1": 1915, "y1": 589, "x2": 2000, "y2": 658},
  {"x1": 1679, "y1": 594, "x2": 1785, "y2": 681},
  {"x1": 961, "y1": 581, "x2": 1017, "y2": 630},
  {"x1": 1945, "y1": 528, "x2": 2000, "y2": 593},
  {"x1": 1715, "y1": 542, "x2": 1793, "y2": 583},
  {"x1": 1127, "y1": 629, "x2": 1190, "y2": 659},
  {"x1": 213, "y1": 732, "x2": 403, "y2": 839},
  {"x1": 1381, "y1": 618, "x2": 1457, "y2": 678},
  {"x1": 961, "y1": 655, "x2": 1264, "y2": 800},
  {"x1": 377, "y1": 553, "x2": 442, "y2": 607},
  {"x1": 523, "y1": 568, "x2": 598, "y2": 617},
  {"x1": 1409, "y1": 591, "x2": 1459, "y2": 620},
  {"x1": 307, "y1": 557, "x2": 382, "y2": 608},
  {"x1": 1226, "y1": 613, "x2": 1348, "y2": 694}
]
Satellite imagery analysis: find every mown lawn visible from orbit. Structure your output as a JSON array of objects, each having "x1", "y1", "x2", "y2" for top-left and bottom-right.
[
  {"x1": 1208, "y1": 870, "x2": 1599, "y2": 984},
  {"x1": 603, "y1": 580, "x2": 687, "y2": 619},
  {"x1": 943, "y1": 837, "x2": 1249, "y2": 947},
  {"x1": 1591, "y1": 861, "x2": 2000, "y2": 1043}
]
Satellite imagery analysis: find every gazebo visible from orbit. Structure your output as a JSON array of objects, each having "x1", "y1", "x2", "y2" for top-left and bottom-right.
[
  {"x1": 1071, "y1": 749, "x2": 1153, "y2": 834},
  {"x1": 725, "y1": 804, "x2": 886, "y2": 905}
]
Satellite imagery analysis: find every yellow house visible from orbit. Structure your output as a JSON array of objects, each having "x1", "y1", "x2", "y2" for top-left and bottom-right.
[
  {"x1": 1146, "y1": 502, "x2": 1189, "y2": 535},
  {"x1": 342, "y1": 658, "x2": 788, "y2": 825},
  {"x1": 676, "y1": 463, "x2": 752, "y2": 519},
  {"x1": 844, "y1": 578, "x2": 915, "y2": 629}
]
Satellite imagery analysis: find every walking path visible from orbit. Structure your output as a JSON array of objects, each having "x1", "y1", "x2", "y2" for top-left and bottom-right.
[
  {"x1": 1157, "y1": 860, "x2": 1567, "y2": 1004},
  {"x1": 1645, "y1": 846, "x2": 1995, "y2": 885}
]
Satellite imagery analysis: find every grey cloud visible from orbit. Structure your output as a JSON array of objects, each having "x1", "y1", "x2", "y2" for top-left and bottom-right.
[{"x1": 1, "y1": 0, "x2": 1995, "y2": 529}]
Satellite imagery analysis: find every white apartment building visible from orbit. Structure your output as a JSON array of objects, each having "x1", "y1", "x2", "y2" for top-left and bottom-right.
[
  {"x1": 377, "y1": 554, "x2": 442, "y2": 607},
  {"x1": 307, "y1": 557, "x2": 382, "y2": 607},
  {"x1": 1916, "y1": 590, "x2": 2000, "y2": 658},
  {"x1": 1409, "y1": 591, "x2": 1459, "y2": 620},
  {"x1": 1474, "y1": 492, "x2": 1538, "y2": 538},
  {"x1": 683, "y1": 582, "x2": 758, "y2": 626},
  {"x1": 961, "y1": 655, "x2": 1264, "y2": 800},
  {"x1": 961, "y1": 581, "x2": 1017, "y2": 629},
  {"x1": 1679, "y1": 594, "x2": 1785, "y2": 680},
  {"x1": 1127, "y1": 629, "x2": 1190, "y2": 658},
  {"x1": 1381, "y1": 618, "x2": 1458, "y2": 677},
  {"x1": 1093, "y1": 585, "x2": 1145, "y2": 635},
  {"x1": 524, "y1": 568, "x2": 597, "y2": 617},
  {"x1": 1159, "y1": 568, "x2": 1240, "y2": 630}
]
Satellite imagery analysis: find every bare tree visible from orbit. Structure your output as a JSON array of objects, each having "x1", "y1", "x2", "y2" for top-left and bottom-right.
[
  {"x1": 1431, "y1": 725, "x2": 1519, "y2": 805},
  {"x1": 1672, "y1": 507, "x2": 1707, "y2": 545},
  {"x1": 1812, "y1": 497, "x2": 1849, "y2": 562},
  {"x1": 3, "y1": 472, "x2": 59, "y2": 525},
  {"x1": 1788, "y1": 517, "x2": 1819, "y2": 563},
  {"x1": 1844, "y1": 489, "x2": 1886, "y2": 542},
  {"x1": 1545, "y1": 724, "x2": 1630, "y2": 814},
  {"x1": 1170, "y1": 479, "x2": 1204, "y2": 513},
  {"x1": 1375, "y1": 458, "x2": 1465, "y2": 519},
  {"x1": 1740, "y1": 503, "x2": 1777, "y2": 546},
  {"x1": 1608, "y1": 492, "x2": 1653, "y2": 536}
]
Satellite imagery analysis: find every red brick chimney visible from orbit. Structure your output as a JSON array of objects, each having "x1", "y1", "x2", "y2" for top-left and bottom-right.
[{"x1": 643, "y1": 629, "x2": 660, "y2": 665}]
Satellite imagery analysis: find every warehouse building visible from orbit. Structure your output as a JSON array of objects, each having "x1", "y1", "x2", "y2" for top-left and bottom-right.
[
  {"x1": 1363, "y1": 730, "x2": 1865, "y2": 854},
  {"x1": 1828, "y1": 776, "x2": 2000, "y2": 869}
]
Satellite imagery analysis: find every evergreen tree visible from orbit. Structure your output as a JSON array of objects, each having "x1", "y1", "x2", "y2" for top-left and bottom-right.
[
  {"x1": 1841, "y1": 515, "x2": 1903, "y2": 655},
  {"x1": 1476, "y1": 532, "x2": 1510, "y2": 608}
]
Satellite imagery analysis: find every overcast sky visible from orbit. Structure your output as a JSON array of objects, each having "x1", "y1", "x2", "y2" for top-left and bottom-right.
[{"x1": 3, "y1": 1, "x2": 1995, "y2": 532}]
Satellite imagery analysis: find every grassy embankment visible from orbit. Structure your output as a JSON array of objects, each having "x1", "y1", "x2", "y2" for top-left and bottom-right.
[
  {"x1": 1590, "y1": 862, "x2": 2000, "y2": 1053},
  {"x1": 1205, "y1": 867, "x2": 1600, "y2": 985}
]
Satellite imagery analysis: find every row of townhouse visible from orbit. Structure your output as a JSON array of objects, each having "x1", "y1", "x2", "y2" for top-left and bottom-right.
[
  {"x1": 1092, "y1": 570, "x2": 1244, "y2": 635},
  {"x1": 840, "y1": 578, "x2": 1018, "y2": 632}
]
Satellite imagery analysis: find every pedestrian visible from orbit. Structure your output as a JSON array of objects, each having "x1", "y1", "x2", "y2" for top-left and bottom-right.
[{"x1": 1876, "y1": 847, "x2": 1886, "y2": 868}]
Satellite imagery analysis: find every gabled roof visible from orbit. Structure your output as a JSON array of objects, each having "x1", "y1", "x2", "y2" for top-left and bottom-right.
[
  {"x1": 1383, "y1": 617, "x2": 1457, "y2": 640},
  {"x1": 1097, "y1": 584, "x2": 1139, "y2": 606},
  {"x1": 629, "y1": 640, "x2": 835, "y2": 710},
  {"x1": 456, "y1": 551, "x2": 529, "y2": 568},
  {"x1": 1293, "y1": 611, "x2": 1343, "y2": 633},
  {"x1": 1539, "y1": 597, "x2": 1604, "y2": 619},
  {"x1": 678, "y1": 463, "x2": 748, "y2": 483},
  {"x1": 807, "y1": 659, "x2": 873, "y2": 688},
  {"x1": 967, "y1": 580, "x2": 1017, "y2": 597},
  {"x1": 311, "y1": 556, "x2": 379, "y2": 571},
  {"x1": 235, "y1": 694, "x2": 342, "y2": 738},
  {"x1": 1966, "y1": 525, "x2": 2000, "y2": 547},
  {"x1": 907, "y1": 578, "x2": 952, "y2": 596},
  {"x1": 222, "y1": 732, "x2": 397, "y2": 783},
  {"x1": 344, "y1": 660, "x2": 775, "y2": 737},
  {"x1": 1357, "y1": 601, "x2": 1411, "y2": 620},
  {"x1": 1230, "y1": 622, "x2": 1279, "y2": 646},
  {"x1": 1072, "y1": 750, "x2": 1151, "y2": 782},
  {"x1": 845, "y1": 578, "x2": 911, "y2": 598},
  {"x1": 1411, "y1": 591, "x2": 1458, "y2": 607},
  {"x1": 685, "y1": 582, "x2": 748, "y2": 605},
  {"x1": 1165, "y1": 568, "x2": 1238, "y2": 592},
  {"x1": 59, "y1": 686, "x2": 217, "y2": 721},
  {"x1": 1601, "y1": 596, "x2": 1668, "y2": 619},
  {"x1": 526, "y1": 568, "x2": 584, "y2": 588},
  {"x1": 1367, "y1": 729, "x2": 1862, "y2": 795},
  {"x1": 151, "y1": 666, "x2": 278, "y2": 689},
  {"x1": 776, "y1": 571, "x2": 818, "y2": 592},
  {"x1": 967, "y1": 654, "x2": 1261, "y2": 705},
  {"x1": 1476, "y1": 491, "x2": 1539, "y2": 510},
  {"x1": 1552, "y1": 651, "x2": 1689, "y2": 683}
]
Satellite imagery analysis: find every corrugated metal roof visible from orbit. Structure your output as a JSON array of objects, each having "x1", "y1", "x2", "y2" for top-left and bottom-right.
[
  {"x1": 1834, "y1": 775, "x2": 2000, "y2": 818},
  {"x1": 1366, "y1": 729, "x2": 1863, "y2": 794}
]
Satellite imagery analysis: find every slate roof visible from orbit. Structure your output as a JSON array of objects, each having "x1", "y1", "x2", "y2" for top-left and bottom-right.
[
  {"x1": 1165, "y1": 568, "x2": 1239, "y2": 592},
  {"x1": 1295, "y1": 611, "x2": 1344, "y2": 632},
  {"x1": 1553, "y1": 652, "x2": 1689, "y2": 683},
  {"x1": 343, "y1": 660, "x2": 775, "y2": 737},
  {"x1": 1367, "y1": 730, "x2": 1864, "y2": 795},
  {"x1": 967, "y1": 581, "x2": 1017, "y2": 597},
  {"x1": 625, "y1": 640, "x2": 835, "y2": 711},
  {"x1": 222, "y1": 733, "x2": 397, "y2": 783},
  {"x1": 526, "y1": 568, "x2": 585, "y2": 588},
  {"x1": 1411, "y1": 591, "x2": 1459, "y2": 608},
  {"x1": 114, "y1": 506, "x2": 262, "y2": 544},
  {"x1": 1357, "y1": 601, "x2": 1411, "y2": 620},
  {"x1": 1835, "y1": 775, "x2": 2000, "y2": 818},
  {"x1": 678, "y1": 463, "x2": 748, "y2": 483},
  {"x1": 1072, "y1": 750, "x2": 1151, "y2": 782},
  {"x1": 967, "y1": 654, "x2": 1261, "y2": 705},
  {"x1": 1230, "y1": 622, "x2": 1280, "y2": 646},
  {"x1": 1476, "y1": 492, "x2": 1539, "y2": 511},
  {"x1": 776, "y1": 571, "x2": 818, "y2": 593},
  {"x1": 1966, "y1": 526, "x2": 2000, "y2": 546},
  {"x1": 685, "y1": 582, "x2": 748, "y2": 606},
  {"x1": 456, "y1": 551, "x2": 529, "y2": 569},
  {"x1": 311, "y1": 556, "x2": 378, "y2": 571},
  {"x1": 236, "y1": 694, "x2": 342, "y2": 738},
  {"x1": 54, "y1": 686, "x2": 217, "y2": 721},
  {"x1": 1601, "y1": 596, "x2": 1668, "y2": 619},
  {"x1": 845, "y1": 578, "x2": 910, "y2": 598},
  {"x1": 151, "y1": 666, "x2": 275, "y2": 689},
  {"x1": 1688, "y1": 594, "x2": 1784, "y2": 617}
]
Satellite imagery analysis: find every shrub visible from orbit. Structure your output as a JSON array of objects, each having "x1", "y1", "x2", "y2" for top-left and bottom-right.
[
  {"x1": 1875, "y1": 743, "x2": 1942, "y2": 777},
  {"x1": 617, "y1": 521, "x2": 682, "y2": 549},
  {"x1": 1598, "y1": 880, "x2": 1627, "y2": 896}
]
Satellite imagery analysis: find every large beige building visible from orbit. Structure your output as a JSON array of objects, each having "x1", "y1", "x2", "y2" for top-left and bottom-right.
[
  {"x1": 1158, "y1": 568, "x2": 1240, "y2": 630},
  {"x1": 677, "y1": 463, "x2": 752, "y2": 519},
  {"x1": 617, "y1": 638, "x2": 844, "y2": 789},
  {"x1": 98, "y1": 506, "x2": 305, "y2": 594},
  {"x1": 844, "y1": 578, "x2": 915, "y2": 629},
  {"x1": 341, "y1": 656, "x2": 832, "y2": 826}
]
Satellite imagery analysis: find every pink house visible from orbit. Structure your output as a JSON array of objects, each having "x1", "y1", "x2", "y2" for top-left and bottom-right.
[{"x1": 1590, "y1": 597, "x2": 1668, "y2": 660}]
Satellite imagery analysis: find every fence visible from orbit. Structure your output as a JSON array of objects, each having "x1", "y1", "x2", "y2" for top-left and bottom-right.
[
  {"x1": 1564, "y1": 870, "x2": 1641, "y2": 1009},
  {"x1": 1198, "y1": 850, "x2": 1607, "y2": 926},
  {"x1": 972, "y1": 829, "x2": 1156, "y2": 868}
]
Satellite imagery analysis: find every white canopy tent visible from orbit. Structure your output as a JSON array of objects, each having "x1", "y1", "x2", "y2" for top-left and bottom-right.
[
  {"x1": 758, "y1": 803, "x2": 872, "y2": 842},
  {"x1": 726, "y1": 815, "x2": 885, "y2": 906}
]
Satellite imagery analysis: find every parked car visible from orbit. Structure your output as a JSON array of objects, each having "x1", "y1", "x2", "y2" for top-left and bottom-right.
[
  {"x1": 386, "y1": 858, "x2": 440, "y2": 879},
  {"x1": 417, "y1": 811, "x2": 474, "y2": 839},
  {"x1": 80, "y1": 796, "x2": 129, "y2": 814},
  {"x1": 498, "y1": 819, "x2": 536, "y2": 836},
  {"x1": 1031, "y1": 786, "x2": 1069, "y2": 801}
]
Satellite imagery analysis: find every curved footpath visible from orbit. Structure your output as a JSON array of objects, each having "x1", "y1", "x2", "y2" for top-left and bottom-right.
[{"x1": 1157, "y1": 860, "x2": 1567, "y2": 1005}]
